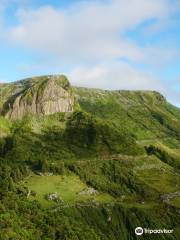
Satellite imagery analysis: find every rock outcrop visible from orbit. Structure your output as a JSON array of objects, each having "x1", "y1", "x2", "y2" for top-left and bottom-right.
[
  {"x1": 78, "y1": 187, "x2": 98, "y2": 195},
  {"x1": 45, "y1": 192, "x2": 63, "y2": 203},
  {"x1": 5, "y1": 75, "x2": 74, "y2": 119}
]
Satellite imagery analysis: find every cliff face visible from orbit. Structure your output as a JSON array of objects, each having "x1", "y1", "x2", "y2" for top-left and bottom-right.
[{"x1": 4, "y1": 75, "x2": 74, "y2": 119}]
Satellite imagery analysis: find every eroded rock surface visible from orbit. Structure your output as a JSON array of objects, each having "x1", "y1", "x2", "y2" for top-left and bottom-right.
[{"x1": 5, "y1": 75, "x2": 74, "y2": 119}]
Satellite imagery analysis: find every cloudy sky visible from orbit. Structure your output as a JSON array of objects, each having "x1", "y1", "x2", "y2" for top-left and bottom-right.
[{"x1": 0, "y1": 0, "x2": 180, "y2": 106}]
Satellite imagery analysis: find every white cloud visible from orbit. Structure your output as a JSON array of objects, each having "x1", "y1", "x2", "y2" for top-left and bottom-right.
[
  {"x1": 68, "y1": 54, "x2": 180, "y2": 107},
  {"x1": 69, "y1": 62, "x2": 164, "y2": 90},
  {"x1": 69, "y1": 63, "x2": 180, "y2": 106},
  {"x1": 8, "y1": 0, "x2": 178, "y2": 64},
  {"x1": 1, "y1": 0, "x2": 180, "y2": 106},
  {"x1": 0, "y1": 79, "x2": 7, "y2": 83}
]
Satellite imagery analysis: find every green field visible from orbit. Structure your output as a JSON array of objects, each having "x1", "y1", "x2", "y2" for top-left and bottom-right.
[
  {"x1": 24, "y1": 174, "x2": 114, "y2": 207},
  {"x1": 134, "y1": 157, "x2": 180, "y2": 194}
]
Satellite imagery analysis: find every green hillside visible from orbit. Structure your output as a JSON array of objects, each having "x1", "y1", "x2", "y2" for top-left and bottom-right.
[{"x1": 0, "y1": 75, "x2": 180, "y2": 239}]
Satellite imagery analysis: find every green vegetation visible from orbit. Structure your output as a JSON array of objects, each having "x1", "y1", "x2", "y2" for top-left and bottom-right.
[
  {"x1": 74, "y1": 87, "x2": 180, "y2": 140},
  {"x1": 24, "y1": 174, "x2": 114, "y2": 207},
  {"x1": 145, "y1": 144, "x2": 180, "y2": 170},
  {"x1": 0, "y1": 117, "x2": 11, "y2": 135},
  {"x1": 170, "y1": 196, "x2": 180, "y2": 208},
  {"x1": 0, "y1": 75, "x2": 180, "y2": 239}
]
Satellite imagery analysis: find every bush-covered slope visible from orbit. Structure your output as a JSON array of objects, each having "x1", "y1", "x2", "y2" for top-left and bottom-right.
[
  {"x1": 74, "y1": 87, "x2": 180, "y2": 140},
  {"x1": 0, "y1": 75, "x2": 180, "y2": 239}
]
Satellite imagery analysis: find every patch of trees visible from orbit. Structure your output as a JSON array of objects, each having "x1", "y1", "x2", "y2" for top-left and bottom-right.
[
  {"x1": 65, "y1": 111, "x2": 145, "y2": 157},
  {"x1": 145, "y1": 145, "x2": 180, "y2": 170}
]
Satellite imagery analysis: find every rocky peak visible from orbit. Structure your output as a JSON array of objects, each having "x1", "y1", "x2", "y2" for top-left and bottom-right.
[{"x1": 5, "y1": 75, "x2": 74, "y2": 119}]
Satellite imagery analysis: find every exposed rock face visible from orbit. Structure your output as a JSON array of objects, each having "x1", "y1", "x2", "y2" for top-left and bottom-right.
[
  {"x1": 5, "y1": 75, "x2": 74, "y2": 119},
  {"x1": 78, "y1": 187, "x2": 98, "y2": 195}
]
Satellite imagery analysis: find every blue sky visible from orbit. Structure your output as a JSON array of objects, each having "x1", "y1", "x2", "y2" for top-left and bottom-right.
[{"x1": 0, "y1": 0, "x2": 180, "y2": 106}]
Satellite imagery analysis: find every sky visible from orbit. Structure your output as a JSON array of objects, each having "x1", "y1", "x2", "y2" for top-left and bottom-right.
[{"x1": 0, "y1": 0, "x2": 180, "y2": 106}]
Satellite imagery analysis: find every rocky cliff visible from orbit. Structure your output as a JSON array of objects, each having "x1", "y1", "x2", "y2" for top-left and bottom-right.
[{"x1": 2, "y1": 75, "x2": 74, "y2": 119}]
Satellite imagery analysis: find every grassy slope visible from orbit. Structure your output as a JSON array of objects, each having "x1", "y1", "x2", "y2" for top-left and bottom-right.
[
  {"x1": 24, "y1": 174, "x2": 114, "y2": 208},
  {"x1": 74, "y1": 87, "x2": 180, "y2": 140},
  {"x1": 0, "y1": 79, "x2": 180, "y2": 239}
]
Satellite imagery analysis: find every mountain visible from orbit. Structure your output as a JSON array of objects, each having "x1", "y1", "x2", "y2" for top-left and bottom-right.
[
  {"x1": 0, "y1": 75, "x2": 74, "y2": 119},
  {"x1": 0, "y1": 75, "x2": 180, "y2": 239}
]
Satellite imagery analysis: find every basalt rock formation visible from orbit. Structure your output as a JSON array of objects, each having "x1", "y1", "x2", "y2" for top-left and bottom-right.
[{"x1": 2, "y1": 75, "x2": 74, "y2": 119}]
